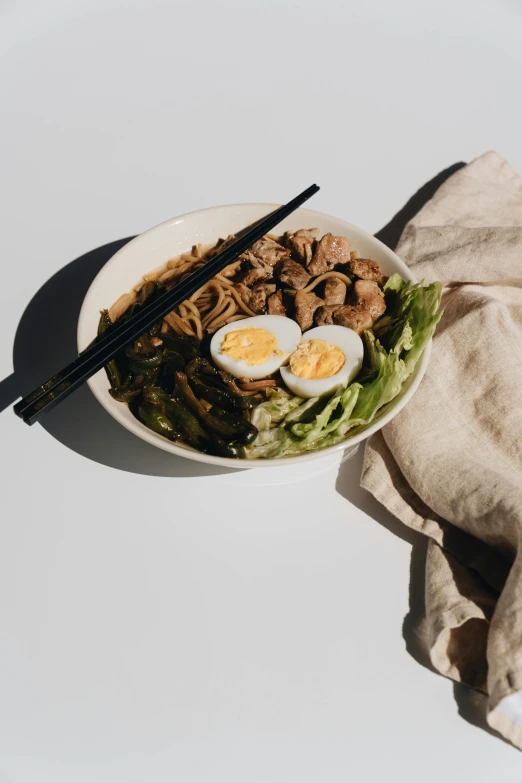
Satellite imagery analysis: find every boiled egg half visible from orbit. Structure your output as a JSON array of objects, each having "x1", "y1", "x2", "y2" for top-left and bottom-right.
[
  {"x1": 280, "y1": 325, "x2": 364, "y2": 398},
  {"x1": 210, "y1": 315, "x2": 301, "y2": 380}
]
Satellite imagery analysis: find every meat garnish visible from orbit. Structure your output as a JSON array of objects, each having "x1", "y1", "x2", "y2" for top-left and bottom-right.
[
  {"x1": 249, "y1": 281, "x2": 277, "y2": 314},
  {"x1": 314, "y1": 304, "x2": 342, "y2": 326},
  {"x1": 349, "y1": 257, "x2": 382, "y2": 281},
  {"x1": 275, "y1": 257, "x2": 311, "y2": 289},
  {"x1": 239, "y1": 258, "x2": 273, "y2": 286},
  {"x1": 308, "y1": 233, "x2": 352, "y2": 276},
  {"x1": 354, "y1": 279, "x2": 386, "y2": 320},
  {"x1": 207, "y1": 234, "x2": 237, "y2": 259},
  {"x1": 249, "y1": 237, "x2": 289, "y2": 266},
  {"x1": 294, "y1": 290, "x2": 324, "y2": 331},
  {"x1": 267, "y1": 290, "x2": 286, "y2": 316},
  {"x1": 333, "y1": 305, "x2": 373, "y2": 334},
  {"x1": 287, "y1": 228, "x2": 318, "y2": 265},
  {"x1": 234, "y1": 283, "x2": 252, "y2": 306},
  {"x1": 323, "y1": 277, "x2": 347, "y2": 305}
]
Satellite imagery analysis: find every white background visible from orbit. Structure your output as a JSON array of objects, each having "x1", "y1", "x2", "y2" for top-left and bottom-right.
[{"x1": 1, "y1": 0, "x2": 522, "y2": 780}]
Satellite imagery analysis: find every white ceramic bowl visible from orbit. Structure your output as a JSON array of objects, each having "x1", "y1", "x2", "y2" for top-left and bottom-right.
[{"x1": 78, "y1": 204, "x2": 430, "y2": 469}]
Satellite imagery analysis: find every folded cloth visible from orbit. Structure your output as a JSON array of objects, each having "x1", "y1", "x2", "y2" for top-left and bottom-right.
[{"x1": 361, "y1": 151, "x2": 522, "y2": 748}]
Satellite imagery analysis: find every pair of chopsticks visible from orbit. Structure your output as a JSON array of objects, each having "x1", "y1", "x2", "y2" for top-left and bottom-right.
[{"x1": 14, "y1": 184, "x2": 320, "y2": 425}]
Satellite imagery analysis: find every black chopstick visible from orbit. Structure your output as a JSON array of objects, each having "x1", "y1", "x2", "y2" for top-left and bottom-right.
[{"x1": 14, "y1": 184, "x2": 320, "y2": 424}]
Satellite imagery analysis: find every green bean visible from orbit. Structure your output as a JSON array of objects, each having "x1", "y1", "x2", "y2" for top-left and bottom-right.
[
  {"x1": 127, "y1": 353, "x2": 163, "y2": 370},
  {"x1": 124, "y1": 331, "x2": 164, "y2": 370},
  {"x1": 161, "y1": 332, "x2": 201, "y2": 361},
  {"x1": 208, "y1": 436, "x2": 242, "y2": 458},
  {"x1": 137, "y1": 280, "x2": 165, "y2": 305},
  {"x1": 208, "y1": 405, "x2": 257, "y2": 444},
  {"x1": 98, "y1": 310, "x2": 122, "y2": 387},
  {"x1": 109, "y1": 372, "x2": 158, "y2": 402},
  {"x1": 168, "y1": 398, "x2": 209, "y2": 449},
  {"x1": 174, "y1": 371, "x2": 257, "y2": 444},
  {"x1": 141, "y1": 386, "x2": 208, "y2": 448},
  {"x1": 138, "y1": 404, "x2": 176, "y2": 438},
  {"x1": 186, "y1": 358, "x2": 255, "y2": 414},
  {"x1": 162, "y1": 348, "x2": 186, "y2": 373},
  {"x1": 142, "y1": 385, "x2": 169, "y2": 407},
  {"x1": 109, "y1": 385, "x2": 143, "y2": 402},
  {"x1": 149, "y1": 320, "x2": 163, "y2": 338}
]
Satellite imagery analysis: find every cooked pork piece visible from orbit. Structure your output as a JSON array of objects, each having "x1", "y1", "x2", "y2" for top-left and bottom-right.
[
  {"x1": 323, "y1": 277, "x2": 347, "y2": 306},
  {"x1": 332, "y1": 304, "x2": 373, "y2": 334},
  {"x1": 267, "y1": 290, "x2": 286, "y2": 316},
  {"x1": 249, "y1": 237, "x2": 289, "y2": 266},
  {"x1": 207, "y1": 234, "x2": 237, "y2": 259},
  {"x1": 275, "y1": 257, "x2": 311, "y2": 289},
  {"x1": 239, "y1": 259, "x2": 273, "y2": 286},
  {"x1": 234, "y1": 283, "x2": 252, "y2": 306},
  {"x1": 308, "y1": 233, "x2": 352, "y2": 276},
  {"x1": 354, "y1": 279, "x2": 386, "y2": 320},
  {"x1": 249, "y1": 281, "x2": 277, "y2": 314},
  {"x1": 349, "y1": 257, "x2": 382, "y2": 281},
  {"x1": 287, "y1": 228, "x2": 318, "y2": 265},
  {"x1": 314, "y1": 304, "x2": 342, "y2": 326},
  {"x1": 294, "y1": 290, "x2": 324, "y2": 331}
]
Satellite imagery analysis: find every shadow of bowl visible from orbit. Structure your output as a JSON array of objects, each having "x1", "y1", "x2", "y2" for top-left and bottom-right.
[{"x1": 10, "y1": 238, "x2": 236, "y2": 478}]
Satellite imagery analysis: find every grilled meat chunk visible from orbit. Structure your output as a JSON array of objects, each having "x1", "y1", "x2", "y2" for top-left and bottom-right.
[
  {"x1": 249, "y1": 281, "x2": 277, "y2": 314},
  {"x1": 267, "y1": 290, "x2": 286, "y2": 316},
  {"x1": 349, "y1": 257, "x2": 382, "y2": 281},
  {"x1": 354, "y1": 279, "x2": 386, "y2": 320},
  {"x1": 275, "y1": 258, "x2": 311, "y2": 290},
  {"x1": 333, "y1": 304, "x2": 373, "y2": 334},
  {"x1": 287, "y1": 228, "x2": 318, "y2": 265},
  {"x1": 314, "y1": 304, "x2": 342, "y2": 326},
  {"x1": 239, "y1": 258, "x2": 273, "y2": 286},
  {"x1": 294, "y1": 290, "x2": 324, "y2": 331},
  {"x1": 308, "y1": 233, "x2": 351, "y2": 276},
  {"x1": 249, "y1": 237, "x2": 288, "y2": 266},
  {"x1": 323, "y1": 277, "x2": 347, "y2": 305}
]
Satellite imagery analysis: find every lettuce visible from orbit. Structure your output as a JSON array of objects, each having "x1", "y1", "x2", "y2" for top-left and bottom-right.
[
  {"x1": 244, "y1": 274, "x2": 443, "y2": 460},
  {"x1": 251, "y1": 387, "x2": 304, "y2": 429}
]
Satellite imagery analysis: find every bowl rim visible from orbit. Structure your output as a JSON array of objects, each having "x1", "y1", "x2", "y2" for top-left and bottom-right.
[{"x1": 77, "y1": 203, "x2": 430, "y2": 469}]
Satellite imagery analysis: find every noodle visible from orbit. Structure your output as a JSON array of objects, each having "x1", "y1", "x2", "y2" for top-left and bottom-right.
[
  {"x1": 163, "y1": 311, "x2": 196, "y2": 336},
  {"x1": 238, "y1": 379, "x2": 278, "y2": 390},
  {"x1": 297, "y1": 271, "x2": 353, "y2": 295},
  {"x1": 205, "y1": 298, "x2": 237, "y2": 332},
  {"x1": 202, "y1": 295, "x2": 236, "y2": 331},
  {"x1": 109, "y1": 292, "x2": 136, "y2": 322}
]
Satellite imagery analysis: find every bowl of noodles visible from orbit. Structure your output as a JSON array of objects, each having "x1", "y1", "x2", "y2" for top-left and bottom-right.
[{"x1": 77, "y1": 204, "x2": 442, "y2": 468}]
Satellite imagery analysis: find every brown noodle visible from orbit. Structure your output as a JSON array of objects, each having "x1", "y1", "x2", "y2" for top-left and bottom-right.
[{"x1": 108, "y1": 242, "x2": 256, "y2": 336}]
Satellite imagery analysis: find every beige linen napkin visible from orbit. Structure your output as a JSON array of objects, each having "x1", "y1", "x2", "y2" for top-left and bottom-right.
[{"x1": 361, "y1": 151, "x2": 522, "y2": 748}]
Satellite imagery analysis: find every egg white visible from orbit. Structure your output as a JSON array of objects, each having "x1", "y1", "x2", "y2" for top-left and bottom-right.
[
  {"x1": 280, "y1": 325, "x2": 364, "y2": 398},
  {"x1": 210, "y1": 315, "x2": 302, "y2": 380}
]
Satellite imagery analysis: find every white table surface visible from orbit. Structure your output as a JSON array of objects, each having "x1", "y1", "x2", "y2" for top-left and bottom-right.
[{"x1": 1, "y1": 0, "x2": 522, "y2": 780}]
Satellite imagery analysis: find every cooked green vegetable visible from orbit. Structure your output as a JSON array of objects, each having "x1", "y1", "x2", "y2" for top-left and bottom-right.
[
  {"x1": 186, "y1": 358, "x2": 254, "y2": 414},
  {"x1": 142, "y1": 384, "x2": 209, "y2": 449},
  {"x1": 161, "y1": 332, "x2": 200, "y2": 361},
  {"x1": 98, "y1": 310, "x2": 123, "y2": 388},
  {"x1": 138, "y1": 404, "x2": 176, "y2": 438},
  {"x1": 174, "y1": 371, "x2": 257, "y2": 445}
]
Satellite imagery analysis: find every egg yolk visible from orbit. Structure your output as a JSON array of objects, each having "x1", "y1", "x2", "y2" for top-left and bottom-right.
[
  {"x1": 289, "y1": 339, "x2": 345, "y2": 379},
  {"x1": 220, "y1": 328, "x2": 281, "y2": 366}
]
